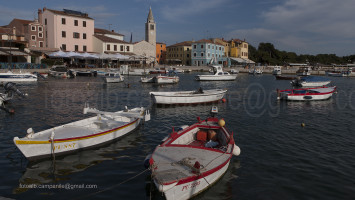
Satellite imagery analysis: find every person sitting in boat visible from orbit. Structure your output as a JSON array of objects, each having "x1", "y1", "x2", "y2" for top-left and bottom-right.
[{"x1": 205, "y1": 130, "x2": 219, "y2": 148}]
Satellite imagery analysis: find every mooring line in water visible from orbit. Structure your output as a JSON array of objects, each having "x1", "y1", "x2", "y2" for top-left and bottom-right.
[{"x1": 74, "y1": 168, "x2": 150, "y2": 200}]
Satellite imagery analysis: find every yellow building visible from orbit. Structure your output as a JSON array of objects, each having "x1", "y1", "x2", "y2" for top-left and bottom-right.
[
  {"x1": 229, "y1": 39, "x2": 248, "y2": 59},
  {"x1": 166, "y1": 41, "x2": 192, "y2": 65}
]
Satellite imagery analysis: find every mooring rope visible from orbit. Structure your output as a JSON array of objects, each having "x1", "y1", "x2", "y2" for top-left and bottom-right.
[{"x1": 74, "y1": 168, "x2": 150, "y2": 200}]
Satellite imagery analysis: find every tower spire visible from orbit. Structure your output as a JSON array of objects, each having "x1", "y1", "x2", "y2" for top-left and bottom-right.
[{"x1": 147, "y1": 6, "x2": 154, "y2": 23}]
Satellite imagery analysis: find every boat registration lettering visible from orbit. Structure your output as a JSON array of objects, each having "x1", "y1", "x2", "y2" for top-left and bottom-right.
[
  {"x1": 53, "y1": 143, "x2": 76, "y2": 150},
  {"x1": 182, "y1": 181, "x2": 200, "y2": 191}
]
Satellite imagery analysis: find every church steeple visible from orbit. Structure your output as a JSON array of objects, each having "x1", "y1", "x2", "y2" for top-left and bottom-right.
[
  {"x1": 145, "y1": 7, "x2": 156, "y2": 46},
  {"x1": 147, "y1": 7, "x2": 154, "y2": 23}
]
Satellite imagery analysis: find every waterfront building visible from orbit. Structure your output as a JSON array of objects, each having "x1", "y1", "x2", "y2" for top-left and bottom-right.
[
  {"x1": 93, "y1": 34, "x2": 133, "y2": 55},
  {"x1": 8, "y1": 19, "x2": 46, "y2": 50},
  {"x1": 156, "y1": 42, "x2": 166, "y2": 64},
  {"x1": 0, "y1": 26, "x2": 31, "y2": 63},
  {"x1": 132, "y1": 7, "x2": 156, "y2": 65},
  {"x1": 94, "y1": 28, "x2": 124, "y2": 41},
  {"x1": 38, "y1": 7, "x2": 94, "y2": 52},
  {"x1": 166, "y1": 41, "x2": 192, "y2": 66},
  {"x1": 230, "y1": 39, "x2": 248, "y2": 59},
  {"x1": 191, "y1": 39, "x2": 226, "y2": 66}
]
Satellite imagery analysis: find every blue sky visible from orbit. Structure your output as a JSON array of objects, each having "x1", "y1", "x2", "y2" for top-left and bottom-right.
[{"x1": 1, "y1": 0, "x2": 355, "y2": 56}]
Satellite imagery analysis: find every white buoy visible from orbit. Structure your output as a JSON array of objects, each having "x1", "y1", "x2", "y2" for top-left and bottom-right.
[{"x1": 233, "y1": 144, "x2": 241, "y2": 156}]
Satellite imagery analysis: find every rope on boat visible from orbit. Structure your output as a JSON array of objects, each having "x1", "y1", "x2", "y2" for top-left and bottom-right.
[{"x1": 74, "y1": 168, "x2": 150, "y2": 200}]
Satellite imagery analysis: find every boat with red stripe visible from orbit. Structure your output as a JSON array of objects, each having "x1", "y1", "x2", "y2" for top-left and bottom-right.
[
  {"x1": 147, "y1": 106, "x2": 240, "y2": 200},
  {"x1": 13, "y1": 105, "x2": 150, "y2": 161},
  {"x1": 277, "y1": 86, "x2": 336, "y2": 101}
]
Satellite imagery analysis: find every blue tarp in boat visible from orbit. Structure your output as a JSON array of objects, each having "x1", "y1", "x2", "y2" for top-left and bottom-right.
[{"x1": 300, "y1": 76, "x2": 330, "y2": 82}]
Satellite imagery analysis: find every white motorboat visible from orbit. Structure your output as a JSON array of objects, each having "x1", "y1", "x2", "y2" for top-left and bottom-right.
[
  {"x1": 0, "y1": 71, "x2": 37, "y2": 84},
  {"x1": 155, "y1": 74, "x2": 179, "y2": 84},
  {"x1": 296, "y1": 66, "x2": 312, "y2": 76},
  {"x1": 141, "y1": 76, "x2": 155, "y2": 83},
  {"x1": 13, "y1": 105, "x2": 150, "y2": 161},
  {"x1": 249, "y1": 68, "x2": 263, "y2": 75},
  {"x1": 277, "y1": 86, "x2": 336, "y2": 101},
  {"x1": 195, "y1": 65, "x2": 237, "y2": 81},
  {"x1": 291, "y1": 76, "x2": 331, "y2": 87},
  {"x1": 103, "y1": 72, "x2": 124, "y2": 83},
  {"x1": 272, "y1": 66, "x2": 282, "y2": 75},
  {"x1": 147, "y1": 106, "x2": 240, "y2": 200},
  {"x1": 230, "y1": 69, "x2": 239, "y2": 74},
  {"x1": 149, "y1": 88, "x2": 227, "y2": 105},
  {"x1": 49, "y1": 65, "x2": 75, "y2": 78},
  {"x1": 326, "y1": 68, "x2": 352, "y2": 77},
  {"x1": 168, "y1": 67, "x2": 184, "y2": 74}
]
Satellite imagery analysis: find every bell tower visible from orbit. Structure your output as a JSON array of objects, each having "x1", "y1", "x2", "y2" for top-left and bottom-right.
[{"x1": 145, "y1": 7, "x2": 156, "y2": 46}]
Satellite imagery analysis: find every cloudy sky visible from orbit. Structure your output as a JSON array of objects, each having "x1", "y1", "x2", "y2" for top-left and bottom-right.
[{"x1": 1, "y1": 0, "x2": 354, "y2": 56}]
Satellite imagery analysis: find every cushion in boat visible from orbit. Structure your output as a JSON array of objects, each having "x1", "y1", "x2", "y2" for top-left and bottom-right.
[{"x1": 196, "y1": 130, "x2": 207, "y2": 141}]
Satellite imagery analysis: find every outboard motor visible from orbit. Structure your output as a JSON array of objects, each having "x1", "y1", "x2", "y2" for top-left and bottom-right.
[{"x1": 4, "y1": 82, "x2": 26, "y2": 98}]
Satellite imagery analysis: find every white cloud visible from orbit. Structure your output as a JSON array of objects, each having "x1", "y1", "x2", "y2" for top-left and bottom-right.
[{"x1": 227, "y1": 0, "x2": 355, "y2": 55}]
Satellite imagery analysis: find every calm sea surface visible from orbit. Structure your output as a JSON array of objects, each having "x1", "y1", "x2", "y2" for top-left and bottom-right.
[{"x1": 1, "y1": 73, "x2": 355, "y2": 200}]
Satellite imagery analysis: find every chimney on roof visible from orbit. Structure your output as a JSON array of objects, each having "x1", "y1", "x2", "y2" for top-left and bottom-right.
[
  {"x1": 43, "y1": 7, "x2": 46, "y2": 11},
  {"x1": 112, "y1": 30, "x2": 114, "y2": 32},
  {"x1": 38, "y1": 9, "x2": 42, "y2": 23}
]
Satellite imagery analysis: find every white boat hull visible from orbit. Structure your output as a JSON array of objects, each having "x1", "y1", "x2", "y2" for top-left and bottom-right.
[
  {"x1": 141, "y1": 77, "x2": 155, "y2": 83},
  {"x1": 104, "y1": 77, "x2": 124, "y2": 83},
  {"x1": 14, "y1": 108, "x2": 144, "y2": 160},
  {"x1": 278, "y1": 86, "x2": 336, "y2": 101},
  {"x1": 0, "y1": 72, "x2": 37, "y2": 84},
  {"x1": 156, "y1": 76, "x2": 179, "y2": 84},
  {"x1": 299, "y1": 81, "x2": 331, "y2": 87},
  {"x1": 158, "y1": 160, "x2": 230, "y2": 200},
  {"x1": 150, "y1": 89, "x2": 226, "y2": 104},
  {"x1": 195, "y1": 75, "x2": 237, "y2": 81}
]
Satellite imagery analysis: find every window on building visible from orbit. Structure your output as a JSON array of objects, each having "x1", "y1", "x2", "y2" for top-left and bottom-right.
[
  {"x1": 193, "y1": 45, "x2": 197, "y2": 49},
  {"x1": 161, "y1": 45, "x2": 162, "y2": 47},
  {"x1": 38, "y1": 32, "x2": 43, "y2": 38},
  {"x1": 187, "y1": 48, "x2": 190, "y2": 51},
  {"x1": 114, "y1": 45, "x2": 117, "y2": 51},
  {"x1": 39, "y1": 41, "x2": 43, "y2": 47},
  {"x1": 201, "y1": 45, "x2": 204, "y2": 49},
  {"x1": 107, "y1": 44, "x2": 110, "y2": 51},
  {"x1": 187, "y1": 54, "x2": 189, "y2": 58},
  {"x1": 73, "y1": 32, "x2": 80, "y2": 39},
  {"x1": 74, "y1": 20, "x2": 78, "y2": 26},
  {"x1": 160, "y1": 50, "x2": 162, "y2": 53},
  {"x1": 208, "y1": 53, "x2": 210, "y2": 57},
  {"x1": 83, "y1": 21, "x2": 86, "y2": 27},
  {"x1": 83, "y1": 45, "x2": 87, "y2": 52},
  {"x1": 194, "y1": 53, "x2": 196, "y2": 57},
  {"x1": 219, "y1": 47, "x2": 221, "y2": 50},
  {"x1": 38, "y1": 26, "x2": 43, "y2": 32},
  {"x1": 62, "y1": 44, "x2": 66, "y2": 51},
  {"x1": 45, "y1": 18, "x2": 47, "y2": 25},
  {"x1": 83, "y1": 33, "x2": 87, "y2": 39},
  {"x1": 157, "y1": 55, "x2": 159, "y2": 58},
  {"x1": 31, "y1": 35, "x2": 36, "y2": 40},
  {"x1": 62, "y1": 31, "x2": 66, "y2": 38},
  {"x1": 208, "y1": 45, "x2": 210, "y2": 49},
  {"x1": 212, "y1": 46, "x2": 214, "y2": 49},
  {"x1": 201, "y1": 53, "x2": 204, "y2": 57},
  {"x1": 75, "y1": 45, "x2": 79, "y2": 51},
  {"x1": 120, "y1": 45, "x2": 123, "y2": 51},
  {"x1": 150, "y1": 24, "x2": 154, "y2": 30},
  {"x1": 62, "y1": 18, "x2": 66, "y2": 24},
  {"x1": 31, "y1": 26, "x2": 36, "y2": 31},
  {"x1": 126, "y1": 46, "x2": 130, "y2": 51},
  {"x1": 202, "y1": 61, "x2": 204, "y2": 65}
]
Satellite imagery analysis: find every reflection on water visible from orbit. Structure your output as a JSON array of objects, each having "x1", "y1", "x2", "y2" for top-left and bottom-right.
[{"x1": 13, "y1": 129, "x2": 142, "y2": 194}]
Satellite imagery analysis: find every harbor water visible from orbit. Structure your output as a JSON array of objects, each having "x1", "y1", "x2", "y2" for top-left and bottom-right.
[{"x1": 1, "y1": 73, "x2": 355, "y2": 199}]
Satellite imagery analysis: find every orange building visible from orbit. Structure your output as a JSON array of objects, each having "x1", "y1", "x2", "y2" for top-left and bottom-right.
[{"x1": 156, "y1": 42, "x2": 166, "y2": 64}]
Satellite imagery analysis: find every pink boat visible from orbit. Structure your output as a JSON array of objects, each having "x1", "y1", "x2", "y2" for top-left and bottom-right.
[{"x1": 148, "y1": 107, "x2": 240, "y2": 200}]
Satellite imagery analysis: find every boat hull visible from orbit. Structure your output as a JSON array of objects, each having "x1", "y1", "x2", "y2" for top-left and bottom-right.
[
  {"x1": 14, "y1": 112, "x2": 142, "y2": 160},
  {"x1": 158, "y1": 159, "x2": 231, "y2": 200},
  {"x1": 156, "y1": 76, "x2": 179, "y2": 84},
  {"x1": 299, "y1": 81, "x2": 331, "y2": 87},
  {"x1": 278, "y1": 86, "x2": 336, "y2": 101},
  {"x1": 195, "y1": 75, "x2": 237, "y2": 81},
  {"x1": 104, "y1": 77, "x2": 124, "y2": 83},
  {"x1": 150, "y1": 89, "x2": 226, "y2": 105},
  {"x1": 0, "y1": 73, "x2": 37, "y2": 83}
]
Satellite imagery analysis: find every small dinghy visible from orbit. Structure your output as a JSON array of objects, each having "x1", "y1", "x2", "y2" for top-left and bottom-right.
[
  {"x1": 14, "y1": 105, "x2": 150, "y2": 161},
  {"x1": 149, "y1": 88, "x2": 227, "y2": 105},
  {"x1": 147, "y1": 107, "x2": 240, "y2": 200},
  {"x1": 277, "y1": 86, "x2": 336, "y2": 101}
]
